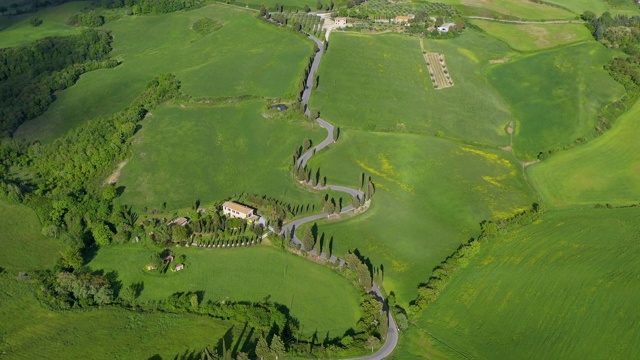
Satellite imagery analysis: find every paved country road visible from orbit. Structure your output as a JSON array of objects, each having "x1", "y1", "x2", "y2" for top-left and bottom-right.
[{"x1": 279, "y1": 31, "x2": 399, "y2": 360}]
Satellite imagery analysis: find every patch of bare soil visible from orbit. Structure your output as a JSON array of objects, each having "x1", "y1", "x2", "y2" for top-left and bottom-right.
[
  {"x1": 489, "y1": 58, "x2": 510, "y2": 64},
  {"x1": 522, "y1": 160, "x2": 540, "y2": 167},
  {"x1": 104, "y1": 160, "x2": 129, "y2": 185}
]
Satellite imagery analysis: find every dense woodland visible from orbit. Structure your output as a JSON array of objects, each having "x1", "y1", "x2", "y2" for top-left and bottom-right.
[{"x1": 0, "y1": 30, "x2": 113, "y2": 136}]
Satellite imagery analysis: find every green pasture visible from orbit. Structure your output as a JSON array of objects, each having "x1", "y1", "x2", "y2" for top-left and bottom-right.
[
  {"x1": 486, "y1": 42, "x2": 625, "y2": 160},
  {"x1": 472, "y1": 20, "x2": 592, "y2": 52},
  {"x1": 88, "y1": 243, "x2": 361, "y2": 337},
  {"x1": 0, "y1": 200, "x2": 63, "y2": 272},
  {"x1": 528, "y1": 98, "x2": 640, "y2": 208},
  {"x1": 15, "y1": 4, "x2": 313, "y2": 143},
  {"x1": 405, "y1": 208, "x2": 640, "y2": 359},
  {"x1": 117, "y1": 100, "x2": 325, "y2": 210},
  {"x1": 303, "y1": 130, "x2": 535, "y2": 305},
  {"x1": 538, "y1": 0, "x2": 609, "y2": 14},
  {"x1": 438, "y1": 0, "x2": 575, "y2": 20},
  {"x1": 310, "y1": 31, "x2": 515, "y2": 147},
  {"x1": 0, "y1": 276, "x2": 234, "y2": 359},
  {"x1": 0, "y1": 2, "x2": 87, "y2": 48}
]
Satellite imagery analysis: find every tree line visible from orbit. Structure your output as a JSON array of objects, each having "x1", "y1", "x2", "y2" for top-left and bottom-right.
[
  {"x1": 407, "y1": 204, "x2": 545, "y2": 315},
  {"x1": 0, "y1": 29, "x2": 113, "y2": 136}
]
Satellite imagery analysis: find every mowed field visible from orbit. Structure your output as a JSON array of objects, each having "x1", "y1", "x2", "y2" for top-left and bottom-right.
[
  {"x1": 15, "y1": 4, "x2": 313, "y2": 143},
  {"x1": 0, "y1": 277, "x2": 234, "y2": 359},
  {"x1": 0, "y1": 2, "x2": 86, "y2": 48},
  {"x1": 472, "y1": 20, "x2": 592, "y2": 52},
  {"x1": 438, "y1": 0, "x2": 575, "y2": 20},
  {"x1": 401, "y1": 208, "x2": 640, "y2": 359},
  {"x1": 117, "y1": 100, "x2": 326, "y2": 210},
  {"x1": 88, "y1": 244, "x2": 362, "y2": 337},
  {"x1": 310, "y1": 31, "x2": 514, "y2": 147},
  {"x1": 487, "y1": 41, "x2": 625, "y2": 160},
  {"x1": 0, "y1": 200, "x2": 64, "y2": 272},
  {"x1": 304, "y1": 130, "x2": 535, "y2": 305},
  {"x1": 528, "y1": 98, "x2": 640, "y2": 207}
]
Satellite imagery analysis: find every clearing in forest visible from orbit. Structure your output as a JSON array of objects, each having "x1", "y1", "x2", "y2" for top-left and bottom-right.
[{"x1": 423, "y1": 52, "x2": 454, "y2": 89}]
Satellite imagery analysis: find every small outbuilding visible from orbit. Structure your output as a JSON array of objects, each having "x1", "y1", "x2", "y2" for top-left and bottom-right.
[
  {"x1": 175, "y1": 263, "x2": 185, "y2": 271},
  {"x1": 168, "y1": 217, "x2": 189, "y2": 227},
  {"x1": 437, "y1": 23, "x2": 456, "y2": 32}
]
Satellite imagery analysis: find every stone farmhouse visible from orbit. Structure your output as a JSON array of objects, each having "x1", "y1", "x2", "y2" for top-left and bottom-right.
[
  {"x1": 394, "y1": 15, "x2": 414, "y2": 25},
  {"x1": 223, "y1": 201, "x2": 259, "y2": 222},
  {"x1": 334, "y1": 17, "x2": 347, "y2": 28}
]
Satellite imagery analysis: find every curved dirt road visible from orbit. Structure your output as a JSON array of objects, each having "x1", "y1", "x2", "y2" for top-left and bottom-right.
[{"x1": 281, "y1": 32, "x2": 399, "y2": 360}]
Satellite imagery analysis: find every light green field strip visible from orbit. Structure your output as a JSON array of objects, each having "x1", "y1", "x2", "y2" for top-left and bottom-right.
[
  {"x1": 15, "y1": 4, "x2": 313, "y2": 143},
  {"x1": 310, "y1": 31, "x2": 514, "y2": 147},
  {"x1": 406, "y1": 208, "x2": 640, "y2": 359},
  {"x1": 472, "y1": 20, "x2": 592, "y2": 51},
  {"x1": 305, "y1": 129, "x2": 535, "y2": 305},
  {"x1": 528, "y1": 97, "x2": 640, "y2": 207},
  {"x1": 116, "y1": 101, "x2": 326, "y2": 210},
  {"x1": 88, "y1": 244, "x2": 361, "y2": 338},
  {"x1": 0, "y1": 278, "x2": 232, "y2": 359},
  {"x1": 439, "y1": 0, "x2": 575, "y2": 20},
  {"x1": 0, "y1": 200, "x2": 64, "y2": 272},
  {"x1": 486, "y1": 41, "x2": 625, "y2": 160}
]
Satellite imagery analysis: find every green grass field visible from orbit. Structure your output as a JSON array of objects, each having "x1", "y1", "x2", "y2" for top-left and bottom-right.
[
  {"x1": 486, "y1": 42, "x2": 625, "y2": 160},
  {"x1": 528, "y1": 97, "x2": 640, "y2": 208},
  {"x1": 0, "y1": 200, "x2": 64, "y2": 272},
  {"x1": 303, "y1": 130, "x2": 535, "y2": 305},
  {"x1": 401, "y1": 208, "x2": 640, "y2": 359},
  {"x1": 0, "y1": 2, "x2": 87, "y2": 46},
  {"x1": 539, "y1": 0, "x2": 609, "y2": 14},
  {"x1": 15, "y1": 4, "x2": 313, "y2": 143},
  {"x1": 439, "y1": 0, "x2": 575, "y2": 20},
  {"x1": 0, "y1": 276, "x2": 234, "y2": 359},
  {"x1": 88, "y1": 243, "x2": 361, "y2": 337},
  {"x1": 310, "y1": 31, "x2": 515, "y2": 147},
  {"x1": 472, "y1": 20, "x2": 592, "y2": 52},
  {"x1": 116, "y1": 100, "x2": 326, "y2": 210}
]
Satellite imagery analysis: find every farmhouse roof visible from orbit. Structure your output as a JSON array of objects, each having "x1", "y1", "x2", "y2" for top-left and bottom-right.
[
  {"x1": 395, "y1": 15, "x2": 412, "y2": 22},
  {"x1": 169, "y1": 217, "x2": 189, "y2": 227},
  {"x1": 223, "y1": 201, "x2": 254, "y2": 215}
]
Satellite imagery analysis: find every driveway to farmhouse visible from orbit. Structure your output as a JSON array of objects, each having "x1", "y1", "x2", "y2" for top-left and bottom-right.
[{"x1": 279, "y1": 32, "x2": 399, "y2": 360}]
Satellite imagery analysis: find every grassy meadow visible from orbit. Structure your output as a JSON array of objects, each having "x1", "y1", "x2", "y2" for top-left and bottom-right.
[
  {"x1": 303, "y1": 130, "x2": 535, "y2": 305},
  {"x1": 117, "y1": 100, "x2": 326, "y2": 210},
  {"x1": 0, "y1": 276, "x2": 235, "y2": 359},
  {"x1": 0, "y1": 200, "x2": 64, "y2": 272},
  {"x1": 438, "y1": 0, "x2": 575, "y2": 20},
  {"x1": 88, "y1": 243, "x2": 362, "y2": 337},
  {"x1": 310, "y1": 31, "x2": 515, "y2": 147},
  {"x1": 0, "y1": 2, "x2": 87, "y2": 48},
  {"x1": 402, "y1": 208, "x2": 640, "y2": 359},
  {"x1": 528, "y1": 98, "x2": 640, "y2": 208},
  {"x1": 15, "y1": 4, "x2": 313, "y2": 143},
  {"x1": 472, "y1": 20, "x2": 592, "y2": 52},
  {"x1": 487, "y1": 42, "x2": 625, "y2": 160}
]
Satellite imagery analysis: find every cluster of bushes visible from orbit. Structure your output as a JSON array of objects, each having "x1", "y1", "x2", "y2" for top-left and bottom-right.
[
  {"x1": 582, "y1": 11, "x2": 640, "y2": 52},
  {"x1": 67, "y1": 11, "x2": 105, "y2": 27},
  {"x1": 191, "y1": 16, "x2": 223, "y2": 35},
  {"x1": 0, "y1": 29, "x2": 113, "y2": 136},
  {"x1": 35, "y1": 270, "x2": 115, "y2": 309},
  {"x1": 410, "y1": 204, "x2": 545, "y2": 313},
  {"x1": 98, "y1": 0, "x2": 204, "y2": 14}
]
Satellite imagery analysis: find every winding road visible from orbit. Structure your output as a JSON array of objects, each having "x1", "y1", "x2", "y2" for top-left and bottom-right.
[{"x1": 279, "y1": 32, "x2": 399, "y2": 359}]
